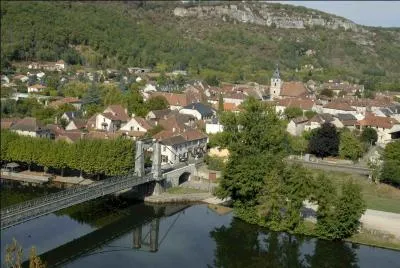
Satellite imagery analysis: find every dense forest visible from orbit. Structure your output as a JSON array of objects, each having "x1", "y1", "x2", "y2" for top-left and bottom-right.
[{"x1": 1, "y1": 1, "x2": 400, "y2": 89}]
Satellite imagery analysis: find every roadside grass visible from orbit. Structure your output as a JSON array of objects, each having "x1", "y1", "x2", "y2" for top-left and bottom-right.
[
  {"x1": 348, "y1": 228, "x2": 400, "y2": 251},
  {"x1": 166, "y1": 187, "x2": 208, "y2": 194},
  {"x1": 309, "y1": 170, "x2": 400, "y2": 214}
]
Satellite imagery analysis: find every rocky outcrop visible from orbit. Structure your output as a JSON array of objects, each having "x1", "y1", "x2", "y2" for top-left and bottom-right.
[{"x1": 174, "y1": 3, "x2": 367, "y2": 33}]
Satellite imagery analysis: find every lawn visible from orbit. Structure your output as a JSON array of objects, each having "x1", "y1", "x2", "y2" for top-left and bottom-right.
[{"x1": 309, "y1": 170, "x2": 400, "y2": 214}]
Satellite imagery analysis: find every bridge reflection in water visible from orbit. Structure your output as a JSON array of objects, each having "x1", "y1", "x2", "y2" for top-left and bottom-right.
[{"x1": 22, "y1": 204, "x2": 188, "y2": 268}]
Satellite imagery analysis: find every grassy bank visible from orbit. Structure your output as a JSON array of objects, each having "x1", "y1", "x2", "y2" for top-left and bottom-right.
[
  {"x1": 309, "y1": 170, "x2": 400, "y2": 214},
  {"x1": 348, "y1": 228, "x2": 400, "y2": 251}
]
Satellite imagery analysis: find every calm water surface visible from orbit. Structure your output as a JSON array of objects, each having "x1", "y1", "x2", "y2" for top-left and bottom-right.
[{"x1": 1, "y1": 197, "x2": 400, "y2": 268}]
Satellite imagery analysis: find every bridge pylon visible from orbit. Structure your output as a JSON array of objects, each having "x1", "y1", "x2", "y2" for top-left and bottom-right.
[{"x1": 135, "y1": 140, "x2": 145, "y2": 177}]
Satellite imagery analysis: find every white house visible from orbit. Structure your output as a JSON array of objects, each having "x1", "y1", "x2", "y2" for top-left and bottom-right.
[
  {"x1": 356, "y1": 114, "x2": 400, "y2": 145},
  {"x1": 304, "y1": 114, "x2": 343, "y2": 131},
  {"x1": 157, "y1": 129, "x2": 208, "y2": 165},
  {"x1": 28, "y1": 84, "x2": 47, "y2": 93},
  {"x1": 55, "y1": 60, "x2": 66, "y2": 71},
  {"x1": 94, "y1": 105, "x2": 130, "y2": 132},
  {"x1": 322, "y1": 101, "x2": 358, "y2": 116},
  {"x1": 287, "y1": 116, "x2": 309, "y2": 136},
  {"x1": 179, "y1": 103, "x2": 215, "y2": 120},
  {"x1": 10, "y1": 117, "x2": 52, "y2": 138},
  {"x1": 120, "y1": 116, "x2": 154, "y2": 132},
  {"x1": 206, "y1": 118, "x2": 224, "y2": 134}
]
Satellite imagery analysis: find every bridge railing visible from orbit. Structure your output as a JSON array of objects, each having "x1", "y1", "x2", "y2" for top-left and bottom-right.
[
  {"x1": 1, "y1": 172, "x2": 137, "y2": 218},
  {"x1": 1, "y1": 172, "x2": 155, "y2": 229}
]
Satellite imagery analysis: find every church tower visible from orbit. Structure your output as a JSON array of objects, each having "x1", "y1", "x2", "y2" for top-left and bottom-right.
[{"x1": 270, "y1": 64, "x2": 282, "y2": 99}]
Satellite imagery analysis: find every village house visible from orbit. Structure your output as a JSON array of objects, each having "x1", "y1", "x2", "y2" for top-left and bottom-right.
[
  {"x1": 28, "y1": 60, "x2": 66, "y2": 72},
  {"x1": 10, "y1": 117, "x2": 53, "y2": 138},
  {"x1": 146, "y1": 109, "x2": 172, "y2": 122},
  {"x1": 304, "y1": 114, "x2": 343, "y2": 131},
  {"x1": 65, "y1": 118, "x2": 87, "y2": 131},
  {"x1": 27, "y1": 84, "x2": 47, "y2": 93},
  {"x1": 356, "y1": 113, "x2": 400, "y2": 145},
  {"x1": 275, "y1": 98, "x2": 316, "y2": 115},
  {"x1": 287, "y1": 116, "x2": 309, "y2": 136},
  {"x1": 336, "y1": 114, "x2": 358, "y2": 130},
  {"x1": 154, "y1": 129, "x2": 208, "y2": 165},
  {"x1": 12, "y1": 74, "x2": 29, "y2": 83},
  {"x1": 179, "y1": 102, "x2": 215, "y2": 120},
  {"x1": 150, "y1": 92, "x2": 194, "y2": 110},
  {"x1": 49, "y1": 97, "x2": 83, "y2": 110},
  {"x1": 94, "y1": 105, "x2": 130, "y2": 132},
  {"x1": 120, "y1": 116, "x2": 154, "y2": 133},
  {"x1": 61, "y1": 111, "x2": 81, "y2": 122},
  {"x1": 206, "y1": 118, "x2": 224, "y2": 134},
  {"x1": 322, "y1": 101, "x2": 358, "y2": 116}
]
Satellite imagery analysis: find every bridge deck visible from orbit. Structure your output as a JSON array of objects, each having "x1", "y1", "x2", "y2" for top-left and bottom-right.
[{"x1": 1, "y1": 172, "x2": 155, "y2": 230}]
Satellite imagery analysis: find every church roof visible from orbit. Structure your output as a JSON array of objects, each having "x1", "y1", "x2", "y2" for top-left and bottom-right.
[{"x1": 272, "y1": 65, "x2": 280, "y2": 79}]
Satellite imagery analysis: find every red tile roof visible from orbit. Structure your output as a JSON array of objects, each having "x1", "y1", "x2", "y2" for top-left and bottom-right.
[
  {"x1": 357, "y1": 115, "x2": 399, "y2": 129},
  {"x1": 277, "y1": 98, "x2": 314, "y2": 110},
  {"x1": 281, "y1": 82, "x2": 307, "y2": 97},
  {"x1": 323, "y1": 101, "x2": 356, "y2": 111}
]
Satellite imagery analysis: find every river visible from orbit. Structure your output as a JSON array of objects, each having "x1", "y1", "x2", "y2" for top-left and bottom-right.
[{"x1": 1, "y1": 196, "x2": 400, "y2": 268}]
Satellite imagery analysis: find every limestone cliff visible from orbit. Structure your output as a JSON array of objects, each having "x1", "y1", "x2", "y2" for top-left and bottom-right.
[{"x1": 174, "y1": 2, "x2": 366, "y2": 33}]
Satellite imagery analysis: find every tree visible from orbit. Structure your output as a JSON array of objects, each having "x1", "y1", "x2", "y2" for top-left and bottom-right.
[
  {"x1": 217, "y1": 97, "x2": 287, "y2": 206},
  {"x1": 380, "y1": 141, "x2": 400, "y2": 185},
  {"x1": 339, "y1": 130, "x2": 363, "y2": 161},
  {"x1": 319, "y1": 88, "x2": 333, "y2": 98},
  {"x1": 304, "y1": 110, "x2": 317, "y2": 119},
  {"x1": 308, "y1": 123, "x2": 339, "y2": 158},
  {"x1": 146, "y1": 96, "x2": 169, "y2": 111},
  {"x1": 284, "y1": 107, "x2": 303, "y2": 120},
  {"x1": 82, "y1": 82, "x2": 101, "y2": 105},
  {"x1": 5, "y1": 238, "x2": 46, "y2": 268},
  {"x1": 316, "y1": 180, "x2": 366, "y2": 240},
  {"x1": 360, "y1": 127, "x2": 378, "y2": 146},
  {"x1": 218, "y1": 93, "x2": 224, "y2": 113}
]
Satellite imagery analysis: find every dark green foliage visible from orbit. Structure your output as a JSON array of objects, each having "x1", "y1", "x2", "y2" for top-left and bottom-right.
[
  {"x1": 0, "y1": 130, "x2": 134, "y2": 177},
  {"x1": 216, "y1": 97, "x2": 287, "y2": 205},
  {"x1": 204, "y1": 155, "x2": 225, "y2": 171},
  {"x1": 284, "y1": 107, "x2": 303, "y2": 120},
  {"x1": 319, "y1": 88, "x2": 334, "y2": 98},
  {"x1": 360, "y1": 127, "x2": 378, "y2": 145},
  {"x1": 1, "y1": 2, "x2": 400, "y2": 85},
  {"x1": 339, "y1": 130, "x2": 363, "y2": 161},
  {"x1": 381, "y1": 141, "x2": 400, "y2": 185},
  {"x1": 146, "y1": 96, "x2": 169, "y2": 111},
  {"x1": 315, "y1": 178, "x2": 366, "y2": 240},
  {"x1": 308, "y1": 123, "x2": 339, "y2": 158},
  {"x1": 304, "y1": 110, "x2": 317, "y2": 119}
]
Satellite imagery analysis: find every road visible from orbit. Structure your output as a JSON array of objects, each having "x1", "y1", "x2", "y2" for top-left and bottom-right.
[
  {"x1": 304, "y1": 202, "x2": 400, "y2": 238},
  {"x1": 286, "y1": 159, "x2": 371, "y2": 176}
]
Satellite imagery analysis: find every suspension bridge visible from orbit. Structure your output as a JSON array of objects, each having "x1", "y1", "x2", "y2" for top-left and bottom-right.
[
  {"x1": 1, "y1": 139, "x2": 201, "y2": 230},
  {"x1": 21, "y1": 204, "x2": 188, "y2": 268}
]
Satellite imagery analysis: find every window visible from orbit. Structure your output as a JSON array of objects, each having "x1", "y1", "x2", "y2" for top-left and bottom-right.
[
  {"x1": 274, "y1": 83, "x2": 276, "y2": 86},
  {"x1": 130, "y1": 126, "x2": 133, "y2": 131},
  {"x1": 163, "y1": 146, "x2": 166, "y2": 152}
]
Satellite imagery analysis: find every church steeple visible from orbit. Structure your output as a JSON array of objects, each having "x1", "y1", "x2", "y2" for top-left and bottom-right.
[
  {"x1": 270, "y1": 63, "x2": 282, "y2": 99},
  {"x1": 272, "y1": 64, "x2": 280, "y2": 79}
]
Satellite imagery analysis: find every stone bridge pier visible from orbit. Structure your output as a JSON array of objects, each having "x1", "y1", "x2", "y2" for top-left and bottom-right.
[{"x1": 134, "y1": 140, "x2": 199, "y2": 196}]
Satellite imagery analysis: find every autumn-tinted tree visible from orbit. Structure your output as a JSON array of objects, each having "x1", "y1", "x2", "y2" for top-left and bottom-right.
[{"x1": 308, "y1": 123, "x2": 339, "y2": 158}]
